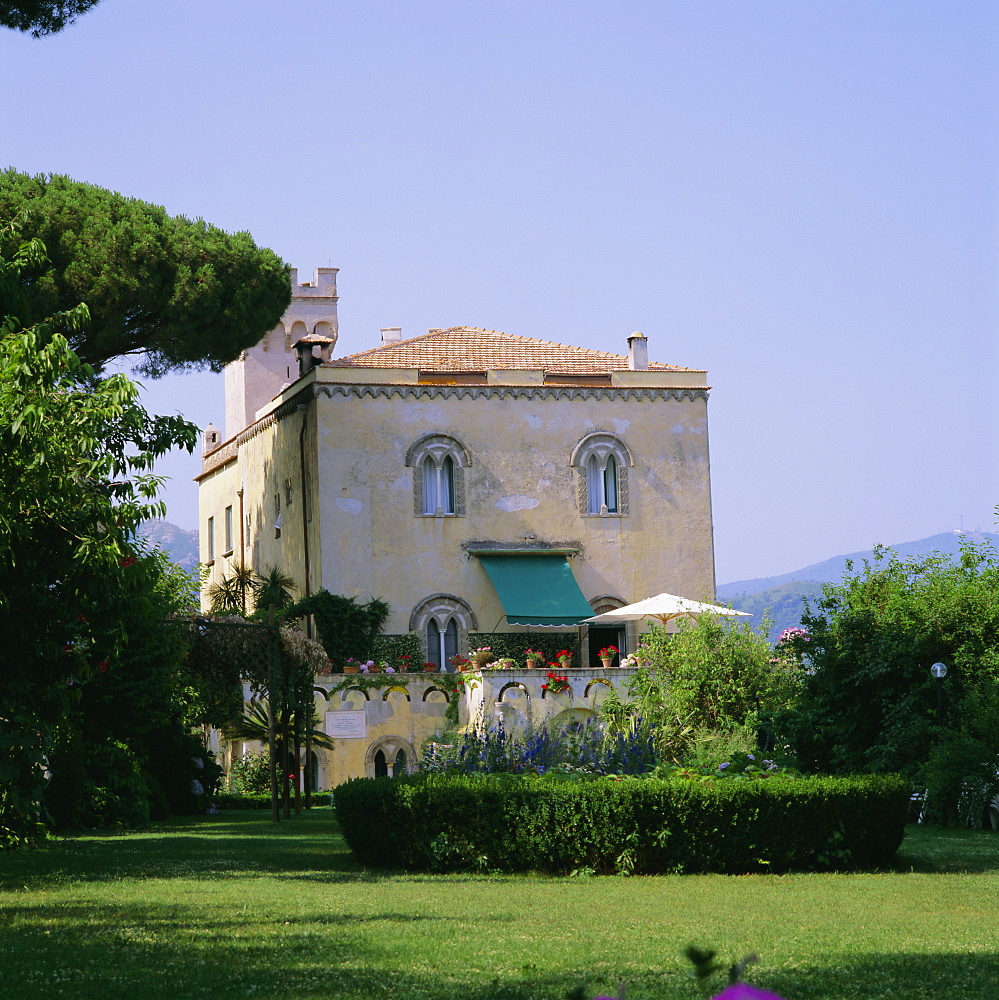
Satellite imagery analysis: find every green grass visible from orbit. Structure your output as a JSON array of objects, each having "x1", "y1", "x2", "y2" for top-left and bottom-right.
[{"x1": 0, "y1": 810, "x2": 997, "y2": 1000}]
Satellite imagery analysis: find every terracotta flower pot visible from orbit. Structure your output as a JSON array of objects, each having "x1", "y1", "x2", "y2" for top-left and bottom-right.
[
  {"x1": 525, "y1": 658, "x2": 538, "y2": 669},
  {"x1": 344, "y1": 665, "x2": 359, "y2": 674},
  {"x1": 600, "y1": 656, "x2": 613, "y2": 669},
  {"x1": 423, "y1": 665, "x2": 437, "y2": 672}
]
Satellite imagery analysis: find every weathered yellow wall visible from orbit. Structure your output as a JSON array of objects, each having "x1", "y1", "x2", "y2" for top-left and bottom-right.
[
  {"x1": 310, "y1": 383, "x2": 715, "y2": 636},
  {"x1": 198, "y1": 400, "x2": 321, "y2": 610}
]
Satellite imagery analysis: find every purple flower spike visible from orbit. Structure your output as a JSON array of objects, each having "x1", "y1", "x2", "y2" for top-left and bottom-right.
[{"x1": 712, "y1": 984, "x2": 786, "y2": 1000}]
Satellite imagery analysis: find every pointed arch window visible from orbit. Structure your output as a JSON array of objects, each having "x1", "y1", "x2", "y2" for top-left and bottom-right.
[
  {"x1": 571, "y1": 433, "x2": 632, "y2": 517},
  {"x1": 406, "y1": 434, "x2": 469, "y2": 517}
]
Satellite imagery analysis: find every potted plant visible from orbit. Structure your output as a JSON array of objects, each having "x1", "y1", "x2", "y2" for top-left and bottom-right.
[
  {"x1": 541, "y1": 672, "x2": 571, "y2": 695},
  {"x1": 365, "y1": 659, "x2": 380, "y2": 673},
  {"x1": 449, "y1": 654, "x2": 471, "y2": 672},
  {"x1": 396, "y1": 654, "x2": 414, "y2": 673},
  {"x1": 556, "y1": 649, "x2": 573, "y2": 669},
  {"x1": 498, "y1": 657, "x2": 517, "y2": 669},
  {"x1": 524, "y1": 648, "x2": 544, "y2": 669},
  {"x1": 471, "y1": 646, "x2": 495, "y2": 668},
  {"x1": 423, "y1": 661, "x2": 438, "y2": 673},
  {"x1": 344, "y1": 657, "x2": 360, "y2": 674},
  {"x1": 598, "y1": 645, "x2": 618, "y2": 668}
]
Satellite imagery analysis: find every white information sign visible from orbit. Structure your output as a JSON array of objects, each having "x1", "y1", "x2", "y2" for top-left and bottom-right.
[{"x1": 326, "y1": 711, "x2": 367, "y2": 739}]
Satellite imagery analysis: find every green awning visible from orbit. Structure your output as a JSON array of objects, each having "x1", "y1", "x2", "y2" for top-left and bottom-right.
[{"x1": 477, "y1": 554, "x2": 593, "y2": 626}]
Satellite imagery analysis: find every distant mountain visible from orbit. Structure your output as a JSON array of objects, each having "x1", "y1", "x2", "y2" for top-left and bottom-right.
[
  {"x1": 717, "y1": 531, "x2": 999, "y2": 598},
  {"x1": 138, "y1": 519, "x2": 199, "y2": 572},
  {"x1": 718, "y1": 531, "x2": 999, "y2": 643}
]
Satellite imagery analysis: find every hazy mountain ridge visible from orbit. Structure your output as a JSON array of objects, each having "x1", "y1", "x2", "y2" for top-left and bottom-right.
[
  {"x1": 719, "y1": 531, "x2": 999, "y2": 642},
  {"x1": 717, "y1": 531, "x2": 999, "y2": 598},
  {"x1": 138, "y1": 519, "x2": 199, "y2": 572}
]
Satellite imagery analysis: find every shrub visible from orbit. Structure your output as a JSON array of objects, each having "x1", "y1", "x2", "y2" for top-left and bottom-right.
[
  {"x1": 333, "y1": 772, "x2": 909, "y2": 875},
  {"x1": 214, "y1": 793, "x2": 274, "y2": 810},
  {"x1": 226, "y1": 751, "x2": 271, "y2": 795}
]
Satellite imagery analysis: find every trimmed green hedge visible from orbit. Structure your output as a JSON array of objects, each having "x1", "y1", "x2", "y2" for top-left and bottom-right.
[
  {"x1": 467, "y1": 632, "x2": 580, "y2": 665},
  {"x1": 332, "y1": 773, "x2": 909, "y2": 874},
  {"x1": 214, "y1": 793, "x2": 274, "y2": 811}
]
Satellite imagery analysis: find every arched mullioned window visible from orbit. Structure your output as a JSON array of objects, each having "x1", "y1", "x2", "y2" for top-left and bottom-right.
[
  {"x1": 427, "y1": 617, "x2": 458, "y2": 671},
  {"x1": 406, "y1": 434, "x2": 470, "y2": 516},
  {"x1": 570, "y1": 433, "x2": 633, "y2": 516},
  {"x1": 410, "y1": 594, "x2": 477, "y2": 672}
]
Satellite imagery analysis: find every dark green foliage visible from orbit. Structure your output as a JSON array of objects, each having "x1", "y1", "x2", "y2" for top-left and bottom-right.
[
  {"x1": 214, "y1": 793, "x2": 275, "y2": 811},
  {"x1": 778, "y1": 542, "x2": 999, "y2": 796},
  {"x1": 0, "y1": 170, "x2": 290, "y2": 376},
  {"x1": 291, "y1": 590, "x2": 389, "y2": 667},
  {"x1": 371, "y1": 633, "x2": 423, "y2": 670},
  {"x1": 0, "y1": 1, "x2": 101, "y2": 36},
  {"x1": 333, "y1": 772, "x2": 909, "y2": 875},
  {"x1": 47, "y1": 739, "x2": 150, "y2": 830},
  {"x1": 467, "y1": 632, "x2": 579, "y2": 665}
]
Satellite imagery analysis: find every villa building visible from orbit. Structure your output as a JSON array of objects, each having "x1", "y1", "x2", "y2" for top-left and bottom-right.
[{"x1": 198, "y1": 267, "x2": 718, "y2": 784}]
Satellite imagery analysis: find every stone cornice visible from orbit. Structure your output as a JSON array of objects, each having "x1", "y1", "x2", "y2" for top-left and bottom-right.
[{"x1": 314, "y1": 384, "x2": 708, "y2": 403}]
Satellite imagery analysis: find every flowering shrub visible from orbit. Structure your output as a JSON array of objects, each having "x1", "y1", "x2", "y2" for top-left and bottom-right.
[
  {"x1": 419, "y1": 720, "x2": 658, "y2": 777},
  {"x1": 541, "y1": 672, "x2": 570, "y2": 694}
]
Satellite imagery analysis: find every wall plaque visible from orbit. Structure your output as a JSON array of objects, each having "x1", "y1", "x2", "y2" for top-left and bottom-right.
[{"x1": 326, "y1": 711, "x2": 367, "y2": 739}]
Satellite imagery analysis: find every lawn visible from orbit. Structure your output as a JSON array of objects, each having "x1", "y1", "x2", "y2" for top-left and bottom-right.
[{"x1": 0, "y1": 809, "x2": 996, "y2": 1000}]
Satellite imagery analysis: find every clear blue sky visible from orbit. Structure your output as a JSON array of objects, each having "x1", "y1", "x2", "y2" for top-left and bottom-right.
[{"x1": 3, "y1": 0, "x2": 997, "y2": 583}]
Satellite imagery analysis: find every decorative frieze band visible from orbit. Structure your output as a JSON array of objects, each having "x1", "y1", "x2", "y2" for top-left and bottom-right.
[{"x1": 314, "y1": 384, "x2": 708, "y2": 403}]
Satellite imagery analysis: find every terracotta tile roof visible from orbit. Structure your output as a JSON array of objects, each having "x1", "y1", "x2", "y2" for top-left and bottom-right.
[{"x1": 326, "y1": 327, "x2": 700, "y2": 373}]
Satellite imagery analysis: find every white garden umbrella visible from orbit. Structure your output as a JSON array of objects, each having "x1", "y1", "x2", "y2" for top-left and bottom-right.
[{"x1": 583, "y1": 592, "x2": 750, "y2": 628}]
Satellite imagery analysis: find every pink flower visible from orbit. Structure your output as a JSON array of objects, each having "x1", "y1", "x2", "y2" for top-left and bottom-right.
[{"x1": 712, "y1": 985, "x2": 786, "y2": 1000}]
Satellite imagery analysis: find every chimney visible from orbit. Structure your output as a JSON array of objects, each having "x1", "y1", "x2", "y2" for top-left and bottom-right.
[
  {"x1": 294, "y1": 340, "x2": 318, "y2": 377},
  {"x1": 380, "y1": 327, "x2": 403, "y2": 345},
  {"x1": 627, "y1": 332, "x2": 648, "y2": 370}
]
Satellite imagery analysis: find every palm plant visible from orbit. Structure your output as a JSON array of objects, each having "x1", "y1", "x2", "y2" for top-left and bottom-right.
[
  {"x1": 225, "y1": 696, "x2": 333, "y2": 752},
  {"x1": 253, "y1": 566, "x2": 297, "y2": 617},
  {"x1": 206, "y1": 566, "x2": 260, "y2": 616}
]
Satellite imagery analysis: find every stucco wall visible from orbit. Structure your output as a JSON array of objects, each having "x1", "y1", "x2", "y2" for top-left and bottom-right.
[{"x1": 310, "y1": 383, "x2": 715, "y2": 638}]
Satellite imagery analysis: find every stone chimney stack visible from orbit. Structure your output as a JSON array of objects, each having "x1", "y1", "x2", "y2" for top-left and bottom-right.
[
  {"x1": 627, "y1": 332, "x2": 649, "y2": 371},
  {"x1": 380, "y1": 327, "x2": 403, "y2": 345},
  {"x1": 295, "y1": 340, "x2": 319, "y2": 377}
]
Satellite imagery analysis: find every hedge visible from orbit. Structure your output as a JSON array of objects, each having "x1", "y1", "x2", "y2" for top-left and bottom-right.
[
  {"x1": 214, "y1": 793, "x2": 274, "y2": 810},
  {"x1": 466, "y1": 632, "x2": 580, "y2": 665},
  {"x1": 332, "y1": 773, "x2": 909, "y2": 874}
]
